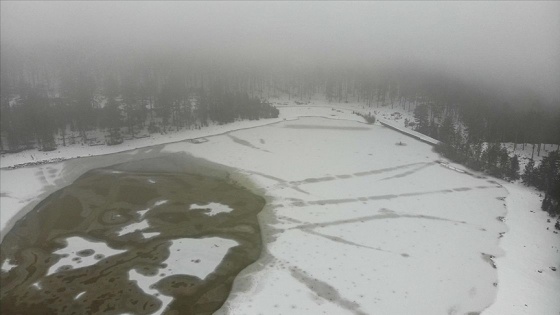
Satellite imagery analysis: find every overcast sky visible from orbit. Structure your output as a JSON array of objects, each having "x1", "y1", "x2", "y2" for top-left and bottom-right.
[{"x1": 2, "y1": 1, "x2": 559, "y2": 100}]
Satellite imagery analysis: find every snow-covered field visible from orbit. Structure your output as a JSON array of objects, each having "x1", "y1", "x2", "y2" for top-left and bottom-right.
[{"x1": 1, "y1": 103, "x2": 559, "y2": 314}]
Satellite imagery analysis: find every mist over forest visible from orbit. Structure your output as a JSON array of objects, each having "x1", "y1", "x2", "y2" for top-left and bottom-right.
[{"x1": 1, "y1": 1, "x2": 559, "y2": 153}]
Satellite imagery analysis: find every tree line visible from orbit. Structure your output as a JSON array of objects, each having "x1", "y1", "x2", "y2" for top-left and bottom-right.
[
  {"x1": 403, "y1": 86, "x2": 560, "y2": 218},
  {"x1": 1, "y1": 48, "x2": 558, "y2": 217},
  {"x1": 411, "y1": 96, "x2": 559, "y2": 218},
  {"x1": 0, "y1": 69, "x2": 279, "y2": 152}
]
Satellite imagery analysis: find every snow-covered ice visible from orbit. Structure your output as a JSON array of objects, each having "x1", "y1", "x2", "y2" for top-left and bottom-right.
[
  {"x1": 117, "y1": 200, "x2": 168, "y2": 238},
  {"x1": 163, "y1": 237, "x2": 239, "y2": 280},
  {"x1": 190, "y1": 202, "x2": 234, "y2": 216},
  {"x1": 1, "y1": 258, "x2": 17, "y2": 272},
  {"x1": 154, "y1": 200, "x2": 168, "y2": 207},
  {"x1": 161, "y1": 116, "x2": 507, "y2": 314},
  {"x1": 128, "y1": 269, "x2": 174, "y2": 315},
  {"x1": 47, "y1": 236, "x2": 127, "y2": 276},
  {"x1": 117, "y1": 220, "x2": 151, "y2": 237},
  {"x1": 128, "y1": 237, "x2": 238, "y2": 315},
  {"x1": 484, "y1": 183, "x2": 560, "y2": 315}
]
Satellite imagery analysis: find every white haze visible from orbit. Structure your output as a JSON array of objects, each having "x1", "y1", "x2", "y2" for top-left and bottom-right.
[{"x1": 1, "y1": 1, "x2": 559, "y2": 101}]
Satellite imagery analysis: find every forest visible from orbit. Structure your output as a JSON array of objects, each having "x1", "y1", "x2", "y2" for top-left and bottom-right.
[
  {"x1": 0, "y1": 54, "x2": 280, "y2": 152},
  {"x1": 1, "y1": 50, "x2": 559, "y2": 216}
]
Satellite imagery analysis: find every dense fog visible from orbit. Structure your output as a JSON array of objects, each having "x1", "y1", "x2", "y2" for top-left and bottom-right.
[{"x1": 2, "y1": 1, "x2": 559, "y2": 102}]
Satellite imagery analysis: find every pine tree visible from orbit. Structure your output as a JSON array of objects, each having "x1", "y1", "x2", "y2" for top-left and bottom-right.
[
  {"x1": 507, "y1": 155, "x2": 520, "y2": 180},
  {"x1": 522, "y1": 159, "x2": 536, "y2": 186},
  {"x1": 413, "y1": 104, "x2": 430, "y2": 134},
  {"x1": 101, "y1": 99, "x2": 123, "y2": 145},
  {"x1": 438, "y1": 115, "x2": 456, "y2": 144},
  {"x1": 498, "y1": 146, "x2": 510, "y2": 178}
]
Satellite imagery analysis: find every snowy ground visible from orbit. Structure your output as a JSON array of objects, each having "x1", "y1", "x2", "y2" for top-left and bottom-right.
[
  {"x1": 1, "y1": 103, "x2": 559, "y2": 314},
  {"x1": 484, "y1": 183, "x2": 560, "y2": 315}
]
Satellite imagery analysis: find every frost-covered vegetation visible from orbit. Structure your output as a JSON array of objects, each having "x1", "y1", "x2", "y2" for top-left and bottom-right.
[{"x1": 522, "y1": 152, "x2": 560, "y2": 217}]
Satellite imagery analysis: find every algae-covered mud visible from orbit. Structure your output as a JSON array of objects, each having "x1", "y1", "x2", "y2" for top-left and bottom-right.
[{"x1": 0, "y1": 157, "x2": 265, "y2": 315}]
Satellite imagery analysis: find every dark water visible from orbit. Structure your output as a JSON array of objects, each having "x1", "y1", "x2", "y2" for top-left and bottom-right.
[{"x1": 0, "y1": 157, "x2": 265, "y2": 315}]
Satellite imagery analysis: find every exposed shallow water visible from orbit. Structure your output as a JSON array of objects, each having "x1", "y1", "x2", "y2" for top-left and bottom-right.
[{"x1": 0, "y1": 157, "x2": 265, "y2": 315}]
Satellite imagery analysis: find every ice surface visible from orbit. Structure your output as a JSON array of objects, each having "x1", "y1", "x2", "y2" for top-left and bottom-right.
[
  {"x1": 1, "y1": 258, "x2": 17, "y2": 272},
  {"x1": 117, "y1": 204, "x2": 157, "y2": 238},
  {"x1": 128, "y1": 269, "x2": 174, "y2": 315},
  {"x1": 141, "y1": 232, "x2": 161, "y2": 238},
  {"x1": 47, "y1": 236, "x2": 126, "y2": 276},
  {"x1": 163, "y1": 237, "x2": 239, "y2": 279},
  {"x1": 0, "y1": 167, "x2": 48, "y2": 234},
  {"x1": 484, "y1": 183, "x2": 560, "y2": 315},
  {"x1": 117, "y1": 220, "x2": 151, "y2": 236},
  {"x1": 154, "y1": 200, "x2": 168, "y2": 206},
  {"x1": 161, "y1": 116, "x2": 508, "y2": 314},
  {"x1": 128, "y1": 237, "x2": 238, "y2": 315},
  {"x1": 190, "y1": 202, "x2": 233, "y2": 216},
  {"x1": 137, "y1": 209, "x2": 150, "y2": 216}
]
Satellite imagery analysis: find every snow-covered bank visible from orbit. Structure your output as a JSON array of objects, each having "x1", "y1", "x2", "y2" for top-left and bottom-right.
[
  {"x1": 0, "y1": 118, "x2": 284, "y2": 170},
  {"x1": 1, "y1": 104, "x2": 559, "y2": 314},
  {"x1": 378, "y1": 118, "x2": 440, "y2": 146},
  {"x1": 484, "y1": 183, "x2": 560, "y2": 315}
]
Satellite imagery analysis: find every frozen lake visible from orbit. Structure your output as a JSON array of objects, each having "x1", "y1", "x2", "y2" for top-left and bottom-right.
[
  {"x1": 185, "y1": 117, "x2": 507, "y2": 315},
  {"x1": 1, "y1": 116, "x2": 509, "y2": 314}
]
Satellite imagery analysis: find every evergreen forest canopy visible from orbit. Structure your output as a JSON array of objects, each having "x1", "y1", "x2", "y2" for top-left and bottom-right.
[{"x1": 2, "y1": 48, "x2": 559, "y2": 151}]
